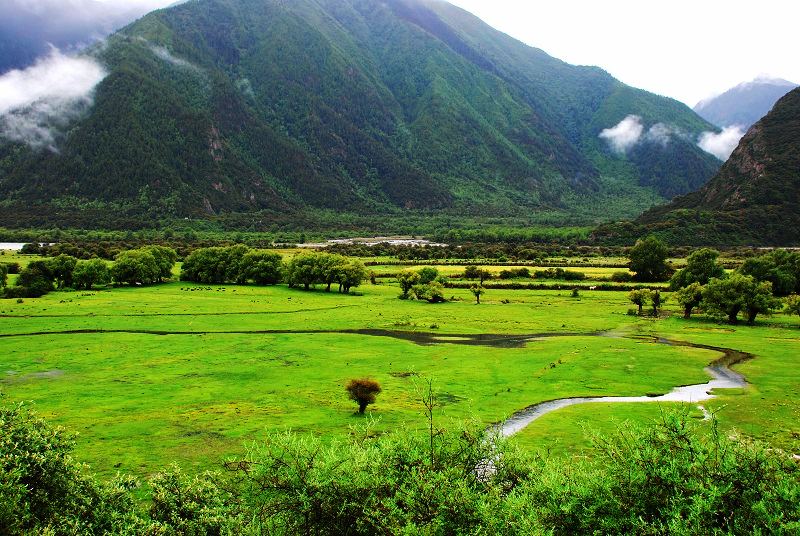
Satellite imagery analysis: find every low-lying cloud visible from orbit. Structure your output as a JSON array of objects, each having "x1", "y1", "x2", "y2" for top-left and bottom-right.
[
  {"x1": 697, "y1": 126, "x2": 745, "y2": 161},
  {"x1": 0, "y1": 47, "x2": 107, "y2": 150},
  {"x1": 149, "y1": 44, "x2": 200, "y2": 71},
  {"x1": 599, "y1": 115, "x2": 682, "y2": 154},
  {"x1": 599, "y1": 115, "x2": 644, "y2": 154}
]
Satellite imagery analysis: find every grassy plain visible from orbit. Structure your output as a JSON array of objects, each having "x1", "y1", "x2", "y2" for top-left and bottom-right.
[{"x1": 1, "y1": 265, "x2": 798, "y2": 477}]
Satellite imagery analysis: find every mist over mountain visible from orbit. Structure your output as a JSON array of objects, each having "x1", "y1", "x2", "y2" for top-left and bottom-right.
[
  {"x1": 598, "y1": 87, "x2": 800, "y2": 245},
  {"x1": 0, "y1": 0, "x2": 722, "y2": 229},
  {"x1": 694, "y1": 77, "x2": 798, "y2": 129},
  {"x1": 0, "y1": 0, "x2": 164, "y2": 73}
]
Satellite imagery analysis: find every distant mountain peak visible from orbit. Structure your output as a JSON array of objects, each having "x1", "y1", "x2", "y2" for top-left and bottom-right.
[{"x1": 694, "y1": 77, "x2": 798, "y2": 129}]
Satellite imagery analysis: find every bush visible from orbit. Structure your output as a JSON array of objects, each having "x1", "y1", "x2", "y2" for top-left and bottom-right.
[
  {"x1": 611, "y1": 271, "x2": 633, "y2": 282},
  {"x1": 345, "y1": 378, "x2": 382, "y2": 414},
  {"x1": 412, "y1": 281, "x2": 446, "y2": 303}
]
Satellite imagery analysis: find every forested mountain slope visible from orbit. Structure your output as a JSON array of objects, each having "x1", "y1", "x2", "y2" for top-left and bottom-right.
[
  {"x1": 0, "y1": 0, "x2": 721, "y2": 228},
  {"x1": 598, "y1": 87, "x2": 800, "y2": 245}
]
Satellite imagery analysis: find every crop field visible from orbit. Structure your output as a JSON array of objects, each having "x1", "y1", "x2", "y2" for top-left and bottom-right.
[{"x1": 1, "y1": 261, "x2": 799, "y2": 479}]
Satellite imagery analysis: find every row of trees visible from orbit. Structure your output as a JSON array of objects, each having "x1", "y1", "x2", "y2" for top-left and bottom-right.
[
  {"x1": 180, "y1": 247, "x2": 367, "y2": 294},
  {"x1": 3, "y1": 247, "x2": 177, "y2": 298},
  {"x1": 668, "y1": 248, "x2": 800, "y2": 324}
]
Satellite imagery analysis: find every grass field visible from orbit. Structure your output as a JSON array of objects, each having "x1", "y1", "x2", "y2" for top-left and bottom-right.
[{"x1": 1, "y1": 260, "x2": 798, "y2": 478}]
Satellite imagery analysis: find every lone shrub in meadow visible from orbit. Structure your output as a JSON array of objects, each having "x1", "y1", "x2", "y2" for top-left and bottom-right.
[
  {"x1": 345, "y1": 378, "x2": 382, "y2": 414},
  {"x1": 417, "y1": 266, "x2": 439, "y2": 285},
  {"x1": 470, "y1": 284, "x2": 485, "y2": 304},
  {"x1": 412, "y1": 281, "x2": 445, "y2": 303}
]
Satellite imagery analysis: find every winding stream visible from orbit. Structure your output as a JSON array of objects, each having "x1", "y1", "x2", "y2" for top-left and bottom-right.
[{"x1": 0, "y1": 327, "x2": 753, "y2": 436}]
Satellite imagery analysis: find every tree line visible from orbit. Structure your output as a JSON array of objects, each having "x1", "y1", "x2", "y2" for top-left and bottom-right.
[
  {"x1": 2, "y1": 246, "x2": 177, "y2": 299},
  {"x1": 181, "y1": 247, "x2": 367, "y2": 294},
  {"x1": 629, "y1": 246, "x2": 800, "y2": 325}
]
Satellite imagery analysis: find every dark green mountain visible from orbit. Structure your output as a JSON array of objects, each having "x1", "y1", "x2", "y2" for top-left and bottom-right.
[
  {"x1": 0, "y1": 0, "x2": 720, "y2": 229},
  {"x1": 597, "y1": 87, "x2": 800, "y2": 246}
]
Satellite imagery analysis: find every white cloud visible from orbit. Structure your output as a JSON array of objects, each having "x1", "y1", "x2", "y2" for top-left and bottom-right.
[
  {"x1": 599, "y1": 115, "x2": 644, "y2": 154},
  {"x1": 644, "y1": 123, "x2": 675, "y2": 146},
  {"x1": 0, "y1": 47, "x2": 107, "y2": 149},
  {"x1": 697, "y1": 126, "x2": 745, "y2": 161}
]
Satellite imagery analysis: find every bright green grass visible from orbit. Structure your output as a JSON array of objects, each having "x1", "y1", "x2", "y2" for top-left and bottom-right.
[{"x1": 1, "y1": 281, "x2": 798, "y2": 477}]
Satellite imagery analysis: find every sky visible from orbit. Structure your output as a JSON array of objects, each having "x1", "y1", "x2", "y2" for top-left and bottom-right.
[{"x1": 446, "y1": 0, "x2": 800, "y2": 106}]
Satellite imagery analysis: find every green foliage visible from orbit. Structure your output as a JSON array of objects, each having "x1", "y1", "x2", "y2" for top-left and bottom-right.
[
  {"x1": 786, "y1": 294, "x2": 800, "y2": 320},
  {"x1": 674, "y1": 282, "x2": 704, "y2": 319},
  {"x1": 411, "y1": 281, "x2": 446, "y2": 303},
  {"x1": 111, "y1": 249, "x2": 161, "y2": 286},
  {"x1": 739, "y1": 249, "x2": 800, "y2": 296},
  {"x1": 610, "y1": 270, "x2": 632, "y2": 282},
  {"x1": 48, "y1": 254, "x2": 78, "y2": 289},
  {"x1": 470, "y1": 284, "x2": 485, "y2": 304},
  {"x1": 240, "y1": 250, "x2": 283, "y2": 285},
  {"x1": 417, "y1": 266, "x2": 440, "y2": 285},
  {"x1": 72, "y1": 259, "x2": 112, "y2": 290},
  {"x1": 13, "y1": 260, "x2": 55, "y2": 297},
  {"x1": 630, "y1": 235, "x2": 671, "y2": 282},
  {"x1": 397, "y1": 269, "x2": 421, "y2": 299},
  {"x1": 525, "y1": 413, "x2": 800, "y2": 534},
  {"x1": 670, "y1": 248, "x2": 726, "y2": 290},
  {"x1": 0, "y1": 402, "x2": 142, "y2": 535},
  {"x1": 149, "y1": 465, "x2": 239, "y2": 534},
  {"x1": 702, "y1": 274, "x2": 781, "y2": 324},
  {"x1": 533, "y1": 268, "x2": 586, "y2": 281},
  {"x1": 0, "y1": 263, "x2": 6, "y2": 289},
  {"x1": 628, "y1": 288, "x2": 652, "y2": 315}
]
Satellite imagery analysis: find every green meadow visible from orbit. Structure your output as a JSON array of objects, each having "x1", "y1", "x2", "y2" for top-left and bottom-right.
[{"x1": 1, "y1": 272, "x2": 798, "y2": 477}]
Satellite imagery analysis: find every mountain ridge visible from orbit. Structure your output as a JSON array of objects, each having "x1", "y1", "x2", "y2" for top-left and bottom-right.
[{"x1": 0, "y1": 0, "x2": 721, "y2": 229}]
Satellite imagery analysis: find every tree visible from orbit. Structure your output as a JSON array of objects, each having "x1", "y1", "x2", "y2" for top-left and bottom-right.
[
  {"x1": 674, "y1": 282, "x2": 704, "y2": 319},
  {"x1": 143, "y1": 246, "x2": 177, "y2": 283},
  {"x1": 743, "y1": 281, "x2": 781, "y2": 325},
  {"x1": 48, "y1": 254, "x2": 78, "y2": 289},
  {"x1": 628, "y1": 289, "x2": 652, "y2": 315},
  {"x1": 241, "y1": 250, "x2": 284, "y2": 285},
  {"x1": 670, "y1": 248, "x2": 726, "y2": 290},
  {"x1": 412, "y1": 281, "x2": 445, "y2": 303},
  {"x1": 337, "y1": 260, "x2": 366, "y2": 294},
  {"x1": 629, "y1": 236, "x2": 670, "y2": 282},
  {"x1": 397, "y1": 270, "x2": 421, "y2": 299},
  {"x1": 181, "y1": 247, "x2": 232, "y2": 284},
  {"x1": 111, "y1": 250, "x2": 160, "y2": 286},
  {"x1": 0, "y1": 263, "x2": 7, "y2": 289},
  {"x1": 14, "y1": 261, "x2": 54, "y2": 297},
  {"x1": 345, "y1": 379, "x2": 381, "y2": 414},
  {"x1": 650, "y1": 290, "x2": 665, "y2": 316},
  {"x1": 417, "y1": 267, "x2": 439, "y2": 285},
  {"x1": 285, "y1": 253, "x2": 323, "y2": 290},
  {"x1": 739, "y1": 249, "x2": 800, "y2": 296},
  {"x1": 463, "y1": 265, "x2": 480, "y2": 280},
  {"x1": 786, "y1": 295, "x2": 800, "y2": 323},
  {"x1": 702, "y1": 274, "x2": 778, "y2": 325},
  {"x1": 73, "y1": 259, "x2": 111, "y2": 290},
  {"x1": 319, "y1": 254, "x2": 347, "y2": 292},
  {"x1": 469, "y1": 284, "x2": 485, "y2": 304}
]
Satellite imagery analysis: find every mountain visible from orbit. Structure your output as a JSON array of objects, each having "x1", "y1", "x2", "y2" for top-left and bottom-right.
[
  {"x1": 597, "y1": 87, "x2": 800, "y2": 246},
  {"x1": 0, "y1": 0, "x2": 166, "y2": 73},
  {"x1": 694, "y1": 77, "x2": 798, "y2": 129},
  {"x1": 0, "y1": 0, "x2": 721, "y2": 229}
]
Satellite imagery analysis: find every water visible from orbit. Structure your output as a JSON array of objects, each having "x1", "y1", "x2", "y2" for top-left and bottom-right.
[{"x1": 0, "y1": 243, "x2": 28, "y2": 251}]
